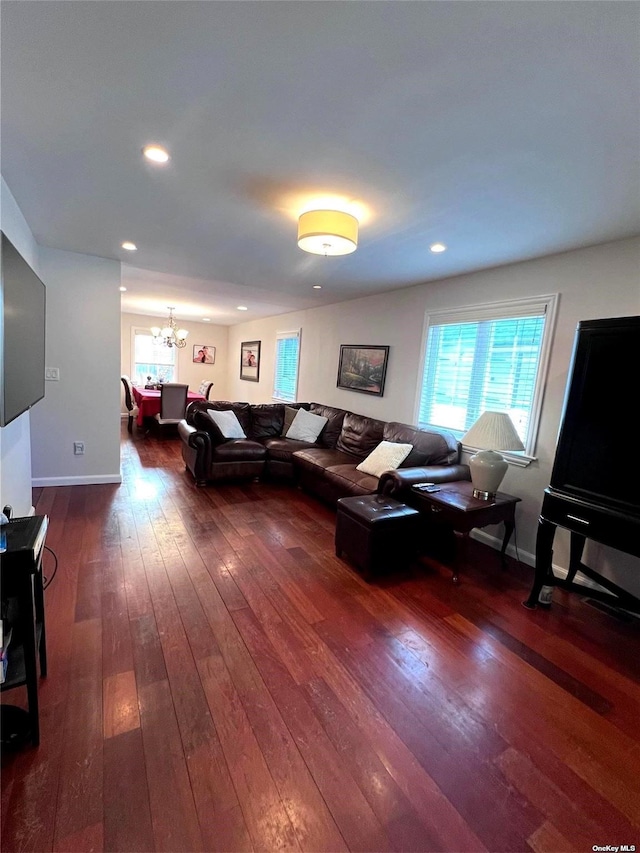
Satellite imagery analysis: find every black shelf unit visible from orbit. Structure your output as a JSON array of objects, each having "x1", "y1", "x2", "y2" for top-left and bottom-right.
[
  {"x1": 1, "y1": 515, "x2": 48, "y2": 746},
  {"x1": 525, "y1": 316, "x2": 640, "y2": 612}
]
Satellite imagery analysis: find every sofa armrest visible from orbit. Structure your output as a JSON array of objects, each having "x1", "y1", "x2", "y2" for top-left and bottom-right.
[
  {"x1": 378, "y1": 464, "x2": 471, "y2": 496},
  {"x1": 178, "y1": 420, "x2": 212, "y2": 482}
]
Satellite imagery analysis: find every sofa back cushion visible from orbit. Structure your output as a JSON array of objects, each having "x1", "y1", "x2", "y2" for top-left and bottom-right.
[
  {"x1": 310, "y1": 403, "x2": 347, "y2": 448},
  {"x1": 336, "y1": 412, "x2": 385, "y2": 459},
  {"x1": 189, "y1": 400, "x2": 253, "y2": 445},
  {"x1": 383, "y1": 421, "x2": 460, "y2": 466},
  {"x1": 251, "y1": 403, "x2": 285, "y2": 439}
]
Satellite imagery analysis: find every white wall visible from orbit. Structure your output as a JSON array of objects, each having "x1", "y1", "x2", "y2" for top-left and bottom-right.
[
  {"x1": 120, "y1": 312, "x2": 229, "y2": 407},
  {"x1": 226, "y1": 237, "x2": 640, "y2": 593},
  {"x1": 0, "y1": 178, "x2": 40, "y2": 517},
  {"x1": 30, "y1": 247, "x2": 122, "y2": 486}
]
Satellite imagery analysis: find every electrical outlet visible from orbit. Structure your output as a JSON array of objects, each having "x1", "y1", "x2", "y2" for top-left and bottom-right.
[
  {"x1": 45, "y1": 367, "x2": 60, "y2": 381},
  {"x1": 73, "y1": 441, "x2": 85, "y2": 455}
]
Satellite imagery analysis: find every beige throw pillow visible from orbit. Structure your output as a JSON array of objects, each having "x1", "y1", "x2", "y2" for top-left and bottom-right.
[
  {"x1": 356, "y1": 440, "x2": 413, "y2": 478},
  {"x1": 206, "y1": 409, "x2": 246, "y2": 439},
  {"x1": 286, "y1": 408, "x2": 328, "y2": 443},
  {"x1": 281, "y1": 405, "x2": 299, "y2": 436}
]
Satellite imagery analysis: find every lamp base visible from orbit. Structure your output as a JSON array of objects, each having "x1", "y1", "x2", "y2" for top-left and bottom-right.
[
  {"x1": 468, "y1": 449, "x2": 508, "y2": 502},
  {"x1": 472, "y1": 487, "x2": 496, "y2": 501}
]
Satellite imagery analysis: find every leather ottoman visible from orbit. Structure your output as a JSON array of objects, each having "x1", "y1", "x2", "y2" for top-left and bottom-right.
[{"x1": 335, "y1": 495, "x2": 421, "y2": 580}]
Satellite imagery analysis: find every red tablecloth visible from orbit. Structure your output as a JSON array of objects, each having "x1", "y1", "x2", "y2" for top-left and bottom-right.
[{"x1": 131, "y1": 387, "x2": 205, "y2": 427}]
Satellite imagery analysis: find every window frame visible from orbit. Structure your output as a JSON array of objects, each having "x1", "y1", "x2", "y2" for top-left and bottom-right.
[
  {"x1": 414, "y1": 294, "x2": 558, "y2": 463},
  {"x1": 130, "y1": 325, "x2": 179, "y2": 386},
  {"x1": 272, "y1": 329, "x2": 301, "y2": 403}
]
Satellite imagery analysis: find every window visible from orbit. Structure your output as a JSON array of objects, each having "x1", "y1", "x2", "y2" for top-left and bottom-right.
[
  {"x1": 416, "y1": 295, "x2": 557, "y2": 457},
  {"x1": 273, "y1": 330, "x2": 301, "y2": 402},
  {"x1": 131, "y1": 328, "x2": 177, "y2": 386}
]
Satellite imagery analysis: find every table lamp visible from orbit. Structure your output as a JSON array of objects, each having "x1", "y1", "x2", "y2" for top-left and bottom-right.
[{"x1": 461, "y1": 411, "x2": 524, "y2": 500}]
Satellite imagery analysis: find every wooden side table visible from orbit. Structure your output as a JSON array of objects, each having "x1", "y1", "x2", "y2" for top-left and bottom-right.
[{"x1": 410, "y1": 480, "x2": 521, "y2": 582}]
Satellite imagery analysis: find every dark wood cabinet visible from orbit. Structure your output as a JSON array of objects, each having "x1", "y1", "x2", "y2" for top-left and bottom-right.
[
  {"x1": 525, "y1": 316, "x2": 640, "y2": 612},
  {"x1": 1, "y1": 515, "x2": 48, "y2": 745}
]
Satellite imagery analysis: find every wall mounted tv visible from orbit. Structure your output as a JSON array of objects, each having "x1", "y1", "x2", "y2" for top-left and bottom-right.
[{"x1": 1, "y1": 232, "x2": 46, "y2": 427}]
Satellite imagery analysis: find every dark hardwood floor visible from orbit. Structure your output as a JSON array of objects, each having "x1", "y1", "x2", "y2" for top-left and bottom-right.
[{"x1": 2, "y1": 425, "x2": 639, "y2": 852}]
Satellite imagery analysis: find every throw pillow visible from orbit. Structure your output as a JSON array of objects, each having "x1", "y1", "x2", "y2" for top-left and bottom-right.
[
  {"x1": 281, "y1": 405, "x2": 299, "y2": 436},
  {"x1": 286, "y1": 408, "x2": 328, "y2": 443},
  {"x1": 206, "y1": 409, "x2": 246, "y2": 439},
  {"x1": 355, "y1": 440, "x2": 413, "y2": 478}
]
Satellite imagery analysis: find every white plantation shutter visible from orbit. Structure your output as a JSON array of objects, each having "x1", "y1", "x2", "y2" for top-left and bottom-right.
[
  {"x1": 273, "y1": 330, "x2": 300, "y2": 402},
  {"x1": 416, "y1": 295, "x2": 557, "y2": 456}
]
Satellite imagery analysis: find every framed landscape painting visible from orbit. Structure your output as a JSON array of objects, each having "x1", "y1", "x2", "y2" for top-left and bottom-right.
[
  {"x1": 337, "y1": 345, "x2": 389, "y2": 396},
  {"x1": 240, "y1": 340, "x2": 261, "y2": 382}
]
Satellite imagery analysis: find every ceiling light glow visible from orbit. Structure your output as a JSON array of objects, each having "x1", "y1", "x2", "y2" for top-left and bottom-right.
[
  {"x1": 237, "y1": 306, "x2": 248, "y2": 311},
  {"x1": 430, "y1": 243, "x2": 447, "y2": 253},
  {"x1": 119, "y1": 286, "x2": 127, "y2": 292},
  {"x1": 202, "y1": 317, "x2": 211, "y2": 322},
  {"x1": 143, "y1": 144, "x2": 170, "y2": 164},
  {"x1": 121, "y1": 241, "x2": 137, "y2": 251},
  {"x1": 312, "y1": 285, "x2": 322, "y2": 289}
]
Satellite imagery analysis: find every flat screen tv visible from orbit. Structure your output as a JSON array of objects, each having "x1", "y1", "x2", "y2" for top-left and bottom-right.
[{"x1": 0, "y1": 232, "x2": 46, "y2": 427}]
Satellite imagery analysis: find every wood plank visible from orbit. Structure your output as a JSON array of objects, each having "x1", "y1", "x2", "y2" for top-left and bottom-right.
[
  {"x1": 103, "y1": 728, "x2": 154, "y2": 852},
  {"x1": 102, "y1": 670, "x2": 140, "y2": 739}
]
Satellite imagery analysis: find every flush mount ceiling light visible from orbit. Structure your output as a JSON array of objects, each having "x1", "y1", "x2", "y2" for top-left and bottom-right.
[
  {"x1": 237, "y1": 306, "x2": 248, "y2": 311},
  {"x1": 119, "y1": 286, "x2": 127, "y2": 292},
  {"x1": 121, "y1": 241, "x2": 137, "y2": 251},
  {"x1": 297, "y1": 210, "x2": 358, "y2": 256},
  {"x1": 143, "y1": 144, "x2": 170, "y2": 164},
  {"x1": 430, "y1": 242, "x2": 447, "y2": 253},
  {"x1": 150, "y1": 307, "x2": 188, "y2": 348}
]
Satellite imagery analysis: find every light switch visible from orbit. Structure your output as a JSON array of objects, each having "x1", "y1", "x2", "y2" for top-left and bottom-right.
[{"x1": 45, "y1": 367, "x2": 60, "y2": 381}]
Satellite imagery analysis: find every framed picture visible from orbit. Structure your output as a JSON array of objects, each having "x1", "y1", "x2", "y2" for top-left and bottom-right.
[
  {"x1": 192, "y1": 344, "x2": 216, "y2": 364},
  {"x1": 337, "y1": 344, "x2": 389, "y2": 396},
  {"x1": 240, "y1": 340, "x2": 261, "y2": 382}
]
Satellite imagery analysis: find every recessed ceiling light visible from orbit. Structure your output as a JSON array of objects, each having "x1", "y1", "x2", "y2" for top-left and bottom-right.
[
  {"x1": 119, "y1": 286, "x2": 127, "y2": 292},
  {"x1": 121, "y1": 241, "x2": 137, "y2": 251},
  {"x1": 142, "y1": 144, "x2": 170, "y2": 164},
  {"x1": 430, "y1": 242, "x2": 447, "y2": 253},
  {"x1": 202, "y1": 317, "x2": 211, "y2": 322},
  {"x1": 237, "y1": 306, "x2": 248, "y2": 311},
  {"x1": 312, "y1": 285, "x2": 322, "y2": 289}
]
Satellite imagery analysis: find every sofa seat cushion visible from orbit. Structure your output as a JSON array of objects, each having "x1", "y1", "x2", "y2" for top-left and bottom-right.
[
  {"x1": 261, "y1": 436, "x2": 317, "y2": 462},
  {"x1": 212, "y1": 439, "x2": 266, "y2": 463},
  {"x1": 336, "y1": 412, "x2": 386, "y2": 459},
  {"x1": 323, "y1": 464, "x2": 380, "y2": 496},
  {"x1": 292, "y1": 447, "x2": 358, "y2": 474}
]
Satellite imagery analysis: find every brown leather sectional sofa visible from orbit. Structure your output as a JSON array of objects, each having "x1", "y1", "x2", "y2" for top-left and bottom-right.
[{"x1": 178, "y1": 400, "x2": 470, "y2": 505}]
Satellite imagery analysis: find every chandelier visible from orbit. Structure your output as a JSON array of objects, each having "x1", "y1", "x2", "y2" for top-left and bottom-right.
[{"x1": 150, "y1": 307, "x2": 189, "y2": 348}]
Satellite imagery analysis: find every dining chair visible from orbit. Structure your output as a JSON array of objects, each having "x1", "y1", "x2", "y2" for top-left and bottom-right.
[
  {"x1": 120, "y1": 375, "x2": 138, "y2": 433},
  {"x1": 153, "y1": 383, "x2": 188, "y2": 436},
  {"x1": 198, "y1": 380, "x2": 214, "y2": 400}
]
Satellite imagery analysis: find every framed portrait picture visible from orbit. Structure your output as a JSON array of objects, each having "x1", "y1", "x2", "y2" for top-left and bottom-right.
[
  {"x1": 240, "y1": 340, "x2": 261, "y2": 382},
  {"x1": 337, "y1": 344, "x2": 389, "y2": 396},
  {"x1": 192, "y1": 344, "x2": 216, "y2": 364}
]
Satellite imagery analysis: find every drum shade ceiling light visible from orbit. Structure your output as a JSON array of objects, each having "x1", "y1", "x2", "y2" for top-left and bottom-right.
[
  {"x1": 297, "y1": 210, "x2": 358, "y2": 256},
  {"x1": 150, "y1": 307, "x2": 189, "y2": 348}
]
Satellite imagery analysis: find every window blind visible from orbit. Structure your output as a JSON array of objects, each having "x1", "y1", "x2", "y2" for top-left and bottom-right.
[
  {"x1": 273, "y1": 330, "x2": 300, "y2": 402},
  {"x1": 417, "y1": 295, "x2": 557, "y2": 455}
]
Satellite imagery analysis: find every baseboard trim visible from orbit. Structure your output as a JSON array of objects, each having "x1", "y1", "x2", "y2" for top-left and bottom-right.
[
  {"x1": 32, "y1": 474, "x2": 122, "y2": 487},
  {"x1": 471, "y1": 528, "x2": 607, "y2": 592}
]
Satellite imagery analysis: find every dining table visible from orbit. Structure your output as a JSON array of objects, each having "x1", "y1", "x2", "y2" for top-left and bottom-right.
[{"x1": 131, "y1": 386, "x2": 206, "y2": 427}]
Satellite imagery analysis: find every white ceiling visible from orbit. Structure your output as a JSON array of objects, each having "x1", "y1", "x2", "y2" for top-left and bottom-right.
[{"x1": 2, "y1": 1, "x2": 639, "y2": 325}]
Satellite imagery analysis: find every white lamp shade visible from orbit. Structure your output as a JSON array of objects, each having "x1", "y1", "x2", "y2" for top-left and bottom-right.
[
  {"x1": 176, "y1": 328, "x2": 189, "y2": 340},
  {"x1": 150, "y1": 326, "x2": 161, "y2": 337},
  {"x1": 297, "y1": 210, "x2": 358, "y2": 256},
  {"x1": 461, "y1": 411, "x2": 524, "y2": 452},
  {"x1": 461, "y1": 411, "x2": 524, "y2": 499},
  {"x1": 160, "y1": 326, "x2": 173, "y2": 338}
]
